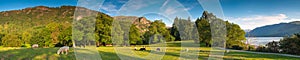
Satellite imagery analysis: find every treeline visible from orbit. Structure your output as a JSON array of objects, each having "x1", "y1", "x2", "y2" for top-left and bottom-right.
[
  {"x1": 0, "y1": 6, "x2": 246, "y2": 48},
  {"x1": 0, "y1": 22, "x2": 72, "y2": 47},
  {"x1": 170, "y1": 11, "x2": 246, "y2": 48},
  {"x1": 255, "y1": 33, "x2": 300, "y2": 55},
  {"x1": 108, "y1": 11, "x2": 246, "y2": 48}
]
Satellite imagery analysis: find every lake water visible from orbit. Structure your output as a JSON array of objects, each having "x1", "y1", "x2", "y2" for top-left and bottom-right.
[{"x1": 246, "y1": 37, "x2": 283, "y2": 46}]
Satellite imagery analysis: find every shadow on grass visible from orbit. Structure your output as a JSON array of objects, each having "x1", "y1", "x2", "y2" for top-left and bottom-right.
[
  {"x1": 137, "y1": 50, "x2": 204, "y2": 60},
  {"x1": 73, "y1": 48, "x2": 102, "y2": 60},
  {"x1": 98, "y1": 50, "x2": 145, "y2": 60},
  {"x1": 224, "y1": 51, "x2": 300, "y2": 60}
]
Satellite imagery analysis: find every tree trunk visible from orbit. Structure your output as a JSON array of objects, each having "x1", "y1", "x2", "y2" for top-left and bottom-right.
[{"x1": 102, "y1": 42, "x2": 106, "y2": 46}]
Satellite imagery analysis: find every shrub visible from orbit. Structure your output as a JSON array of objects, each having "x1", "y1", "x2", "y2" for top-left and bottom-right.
[
  {"x1": 231, "y1": 45, "x2": 244, "y2": 50},
  {"x1": 279, "y1": 33, "x2": 300, "y2": 55},
  {"x1": 265, "y1": 41, "x2": 280, "y2": 53},
  {"x1": 244, "y1": 45, "x2": 256, "y2": 51},
  {"x1": 256, "y1": 46, "x2": 267, "y2": 52}
]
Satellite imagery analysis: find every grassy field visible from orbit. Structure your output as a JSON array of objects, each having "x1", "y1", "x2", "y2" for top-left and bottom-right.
[{"x1": 0, "y1": 41, "x2": 299, "y2": 60}]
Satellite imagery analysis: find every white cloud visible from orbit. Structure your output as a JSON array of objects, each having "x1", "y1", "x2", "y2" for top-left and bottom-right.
[
  {"x1": 100, "y1": 2, "x2": 118, "y2": 15},
  {"x1": 164, "y1": 7, "x2": 177, "y2": 16},
  {"x1": 184, "y1": 7, "x2": 193, "y2": 11},
  {"x1": 228, "y1": 14, "x2": 300, "y2": 29},
  {"x1": 117, "y1": 0, "x2": 128, "y2": 3},
  {"x1": 161, "y1": 0, "x2": 169, "y2": 8},
  {"x1": 101, "y1": 3, "x2": 117, "y2": 11},
  {"x1": 119, "y1": 0, "x2": 153, "y2": 11}
]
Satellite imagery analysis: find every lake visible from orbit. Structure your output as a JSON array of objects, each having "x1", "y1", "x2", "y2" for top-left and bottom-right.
[{"x1": 246, "y1": 37, "x2": 283, "y2": 46}]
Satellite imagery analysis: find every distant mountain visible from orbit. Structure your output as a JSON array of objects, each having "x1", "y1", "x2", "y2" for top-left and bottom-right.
[
  {"x1": 247, "y1": 21, "x2": 300, "y2": 37},
  {"x1": 244, "y1": 29, "x2": 252, "y2": 33}
]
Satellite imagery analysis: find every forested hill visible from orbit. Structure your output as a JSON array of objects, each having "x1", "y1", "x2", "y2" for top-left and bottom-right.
[
  {"x1": 0, "y1": 6, "x2": 246, "y2": 49},
  {"x1": 247, "y1": 21, "x2": 300, "y2": 37},
  {"x1": 0, "y1": 6, "x2": 109, "y2": 25},
  {"x1": 0, "y1": 6, "x2": 113, "y2": 47}
]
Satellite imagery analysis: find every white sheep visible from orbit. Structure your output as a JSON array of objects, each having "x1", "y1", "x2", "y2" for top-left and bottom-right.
[{"x1": 57, "y1": 46, "x2": 70, "y2": 55}]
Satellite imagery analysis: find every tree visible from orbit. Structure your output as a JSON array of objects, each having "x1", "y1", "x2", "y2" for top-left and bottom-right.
[
  {"x1": 1, "y1": 24, "x2": 23, "y2": 47},
  {"x1": 170, "y1": 17, "x2": 181, "y2": 41},
  {"x1": 21, "y1": 31, "x2": 32, "y2": 46},
  {"x1": 226, "y1": 21, "x2": 246, "y2": 48},
  {"x1": 279, "y1": 33, "x2": 300, "y2": 55},
  {"x1": 144, "y1": 20, "x2": 174, "y2": 44},
  {"x1": 46, "y1": 22, "x2": 63, "y2": 44},
  {"x1": 73, "y1": 16, "x2": 98, "y2": 47},
  {"x1": 30, "y1": 26, "x2": 52, "y2": 47},
  {"x1": 195, "y1": 11, "x2": 246, "y2": 47},
  {"x1": 58, "y1": 27, "x2": 73, "y2": 46},
  {"x1": 95, "y1": 13, "x2": 113, "y2": 46},
  {"x1": 265, "y1": 41, "x2": 280, "y2": 53},
  {"x1": 0, "y1": 25, "x2": 4, "y2": 46},
  {"x1": 1, "y1": 34, "x2": 22, "y2": 47},
  {"x1": 111, "y1": 21, "x2": 124, "y2": 46},
  {"x1": 129, "y1": 25, "x2": 142, "y2": 45},
  {"x1": 195, "y1": 17, "x2": 211, "y2": 47},
  {"x1": 173, "y1": 18, "x2": 194, "y2": 40}
]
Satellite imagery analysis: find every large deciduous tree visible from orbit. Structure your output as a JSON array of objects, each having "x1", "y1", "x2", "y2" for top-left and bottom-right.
[
  {"x1": 129, "y1": 25, "x2": 142, "y2": 45},
  {"x1": 95, "y1": 14, "x2": 113, "y2": 46},
  {"x1": 195, "y1": 11, "x2": 246, "y2": 47},
  {"x1": 144, "y1": 20, "x2": 175, "y2": 44}
]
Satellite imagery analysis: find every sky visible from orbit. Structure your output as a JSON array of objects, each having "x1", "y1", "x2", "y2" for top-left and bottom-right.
[{"x1": 1, "y1": 0, "x2": 300, "y2": 29}]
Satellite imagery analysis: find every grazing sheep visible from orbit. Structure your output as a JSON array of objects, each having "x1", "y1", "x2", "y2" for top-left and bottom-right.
[
  {"x1": 140, "y1": 46, "x2": 146, "y2": 51},
  {"x1": 134, "y1": 47, "x2": 138, "y2": 50},
  {"x1": 184, "y1": 48, "x2": 189, "y2": 52},
  {"x1": 225, "y1": 50, "x2": 230, "y2": 53},
  {"x1": 156, "y1": 48, "x2": 161, "y2": 51},
  {"x1": 32, "y1": 44, "x2": 39, "y2": 48},
  {"x1": 57, "y1": 46, "x2": 70, "y2": 55},
  {"x1": 140, "y1": 48, "x2": 146, "y2": 51}
]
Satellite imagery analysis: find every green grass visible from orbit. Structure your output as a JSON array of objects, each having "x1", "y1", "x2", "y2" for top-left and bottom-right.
[
  {"x1": 0, "y1": 41, "x2": 299, "y2": 60},
  {"x1": 0, "y1": 47, "x2": 75, "y2": 60}
]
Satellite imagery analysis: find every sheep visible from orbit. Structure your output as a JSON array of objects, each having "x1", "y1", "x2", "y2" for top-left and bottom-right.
[
  {"x1": 134, "y1": 47, "x2": 138, "y2": 50},
  {"x1": 156, "y1": 48, "x2": 161, "y2": 51},
  {"x1": 139, "y1": 46, "x2": 146, "y2": 51},
  {"x1": 184, "y1": 48, "x2": 189, "y2": 52},
  {"x1": 57, "y1": 46, "x2": 70, "y2": 55},
  {"x1": 31, "y1": 44, "x2": 39, "y2": 48}
]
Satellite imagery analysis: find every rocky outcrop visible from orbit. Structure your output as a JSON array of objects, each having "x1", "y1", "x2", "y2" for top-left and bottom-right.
[
  {"x1": 133, "y1": 17, "x2": 151, "y2": 33},
  {"x1": 113, "y1": 16, "x2": 151, "y2": 33}
]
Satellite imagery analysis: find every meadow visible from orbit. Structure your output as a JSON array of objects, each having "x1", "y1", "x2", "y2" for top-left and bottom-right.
[{"x1": 0, "y1": 41, "x2": 299, "y2": 60}]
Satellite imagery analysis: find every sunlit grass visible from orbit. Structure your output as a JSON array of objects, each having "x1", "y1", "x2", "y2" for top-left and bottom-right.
[{"x1": 0, "y1": 40, "x2": 299, "y2": 60}]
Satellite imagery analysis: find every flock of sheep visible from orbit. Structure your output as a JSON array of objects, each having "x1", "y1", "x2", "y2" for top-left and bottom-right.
[
  {"x1": 32, "y1": 44, "x2": 192, "y2": 55},
  {"x1": 31, "y1": 44, "x2": 70, "y2": 55}
]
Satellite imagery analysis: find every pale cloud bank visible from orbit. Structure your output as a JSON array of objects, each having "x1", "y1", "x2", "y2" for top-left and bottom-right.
[{"x1": 228, "y1": 14, "x2": 300, "y2": 29}]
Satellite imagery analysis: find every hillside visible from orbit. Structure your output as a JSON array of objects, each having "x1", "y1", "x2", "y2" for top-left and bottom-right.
[
  {"x1": 0, "y1": 6, "x2": 108, "y2": 27},
  {"x1": 0, "y1": 6, "x2": 157, "y2": 47},
  {"x1": 0, "y1": 6, "x2": 113, "y2": 47},
  {"x1": 247, "y1": 21, "x2": 300, "y2": 37}
]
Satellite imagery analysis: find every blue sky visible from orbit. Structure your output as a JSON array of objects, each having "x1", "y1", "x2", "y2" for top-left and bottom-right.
[{"x1": 1, "y1": 0, "x2": 300, "y2": 29}]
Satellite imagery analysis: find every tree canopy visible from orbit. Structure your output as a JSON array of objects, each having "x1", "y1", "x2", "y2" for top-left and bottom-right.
[{"x1": 0, "y1": 6, "x2": 246, "y2": 48}]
